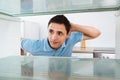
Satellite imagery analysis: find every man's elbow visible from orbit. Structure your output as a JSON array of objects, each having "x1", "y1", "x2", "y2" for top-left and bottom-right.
[
  {"x1": 93, "y1": 30, "x2": 101, "y2": 38},
  {"x1": 83, "y1": 29, "x2": 101, "y2": 40}
]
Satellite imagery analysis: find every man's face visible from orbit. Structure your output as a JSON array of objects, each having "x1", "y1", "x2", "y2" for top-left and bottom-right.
[{"x1": 48, "y1": 22, "x2": 69, "y2": 49}]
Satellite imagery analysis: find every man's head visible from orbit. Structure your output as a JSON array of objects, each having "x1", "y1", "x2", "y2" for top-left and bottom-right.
[{"x1": 48, "y1": 15, "x2": 71, "y2": 49}]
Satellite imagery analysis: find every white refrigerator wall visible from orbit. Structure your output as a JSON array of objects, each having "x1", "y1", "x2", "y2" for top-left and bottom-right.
[
  {"x1": 0, "y1": 14, "x2": 21, "y2": 58},
  {"x1": 21, "y1": 21, "x2": 40, "y2": 39},
  {"x1": 20, "y1": 11, "x2": 116, "y2": 48},
  {"x1": 116, "y1": 11, "x2": 120, "y2": 59}
]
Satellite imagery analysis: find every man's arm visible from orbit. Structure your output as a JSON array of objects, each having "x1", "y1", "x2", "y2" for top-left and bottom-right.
[{"x1": 70, "y1": 23, "x2": 101, "y2": 40}]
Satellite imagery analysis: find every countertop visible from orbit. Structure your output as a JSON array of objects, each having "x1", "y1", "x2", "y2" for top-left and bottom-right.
[
  {"x1": 72, "y1": 47, "x2": 94, "y2": 53},
  {"x1": 72, "y1": 47, "x2": 115, "y2": 54}
]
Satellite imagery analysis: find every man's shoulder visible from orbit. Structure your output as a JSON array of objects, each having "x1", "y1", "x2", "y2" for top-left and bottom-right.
[
  {"x1": 70, "y1": 32, "x2": 82, "y2": 37},
  {"x1": 22, "y1": 37, "x2": 47, "y2": 43}
]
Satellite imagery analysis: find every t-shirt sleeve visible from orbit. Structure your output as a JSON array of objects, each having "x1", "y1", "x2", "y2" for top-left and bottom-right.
[
  {"x1": 70, "y1": 32, "x2": 83, "y2": 45},
  {"x1": 21, "y1": 39, "x2": 42, "y2": 53}
]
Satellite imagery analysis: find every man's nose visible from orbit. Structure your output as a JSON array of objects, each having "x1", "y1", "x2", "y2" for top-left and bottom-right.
[{"x1": 51, "y1": 33, "x2": 58, "y2": 40}]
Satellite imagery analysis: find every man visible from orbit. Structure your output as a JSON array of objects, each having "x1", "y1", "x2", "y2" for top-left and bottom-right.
[{"x1": 21, "y1": 15, "x2": 101, "y2": 57}]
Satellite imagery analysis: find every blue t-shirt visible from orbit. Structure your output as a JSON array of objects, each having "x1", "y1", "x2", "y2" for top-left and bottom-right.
[{"x1": 21, "y1": 32, "x2": 83, "y2": 57}]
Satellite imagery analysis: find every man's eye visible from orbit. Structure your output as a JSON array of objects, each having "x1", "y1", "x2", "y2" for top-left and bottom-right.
[
  {"x1": 58, "y1": 32, "x2": 63, "y2": 36},
  {"x1": 49, "y1": 30, "x2": 54, "y2": 34}
]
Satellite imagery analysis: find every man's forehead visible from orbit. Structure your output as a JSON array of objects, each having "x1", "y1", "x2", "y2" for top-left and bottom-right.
[
  {"x1": 48, "y1": 23, "x2": 66, "y2": 32},
  {"x1": 49, "y1": 27, "x2": 64, "y2": 33}
]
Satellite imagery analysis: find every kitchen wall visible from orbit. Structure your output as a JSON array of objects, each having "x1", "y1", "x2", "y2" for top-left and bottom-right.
[{"x1": 20, "y1": 11, "x2": 116, "y2": 48}]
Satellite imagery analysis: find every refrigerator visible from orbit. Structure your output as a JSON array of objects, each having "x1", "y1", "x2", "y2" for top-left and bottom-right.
[{"x1": 0, "y1": 0, "x2": 120, "y2": 58}]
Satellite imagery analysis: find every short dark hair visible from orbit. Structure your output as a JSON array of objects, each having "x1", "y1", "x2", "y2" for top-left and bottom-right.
[{"x1": 48, "y1": 15, "x2": 71, "y2": 34}]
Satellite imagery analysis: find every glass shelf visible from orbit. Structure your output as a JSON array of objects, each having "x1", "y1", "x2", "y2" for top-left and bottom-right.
[
  {"x1": 0, "y1": 56, "x2": 120, "y2": 80},
  {"x1": 0, "y1": 0, "x2": 120, "y2": 17}
]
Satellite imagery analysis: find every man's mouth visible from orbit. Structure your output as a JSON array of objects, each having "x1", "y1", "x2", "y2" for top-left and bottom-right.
[{"x1": 52, "y1": 41, "x2": 58, "y2": 44}]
